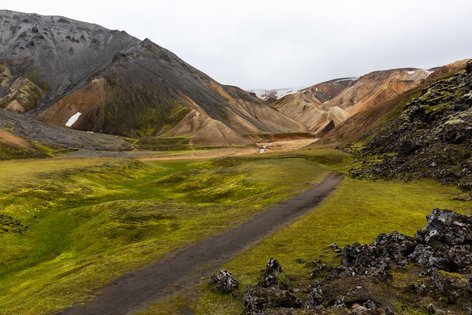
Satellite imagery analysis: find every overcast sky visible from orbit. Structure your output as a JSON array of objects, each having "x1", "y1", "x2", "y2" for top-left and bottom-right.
[{"x1": 3, "y1": 0, "x2": 472, "y2": 89}]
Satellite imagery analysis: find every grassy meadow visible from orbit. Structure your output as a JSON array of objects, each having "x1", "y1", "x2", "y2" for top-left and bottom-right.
[
  {"x1": 0, "y1": 153, "x2": 330, "y2": 314},
  {"x1": 0, "y1": 147, "x2": 470, "y2": 314},
  {"x1": 139, "y1": 150, "x2": 471, "y2": 315}
]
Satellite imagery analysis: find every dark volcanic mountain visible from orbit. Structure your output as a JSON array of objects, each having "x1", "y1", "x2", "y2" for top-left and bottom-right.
[{"x1": 0, "y1": 10, "x2": 305, "y2": 146}]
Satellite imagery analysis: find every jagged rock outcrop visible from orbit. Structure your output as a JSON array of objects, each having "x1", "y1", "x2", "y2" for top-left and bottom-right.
[
  {"x1": 243, "y1": 258, "x2": 300, "y2": 314},
  {"x1": 306, "y1": 209, "x2": 472, "y2": 313},
  {"x1": 353, "y1": 60, "x2": 472, "y2": 192},
  {"x1": 259, "y1": 257, "x2": 285, "y2": 288},
  {"x1": 208, "y1": 269, "x2": 239, "y2": 294}
]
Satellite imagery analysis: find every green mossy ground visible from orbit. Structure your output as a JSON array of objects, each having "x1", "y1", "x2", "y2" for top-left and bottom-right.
[
  {"x1": 134, "y1": 136, "x2": 193, "y2": 151},
  {"x1": 0, "y1": 142, "x2": 52, "y2": 161},
  {"x1": 139, "y1": 151, "x2": 471, "y2": 315},
  {"x1": 1, "y1": 147, "x2": 470, "y2": 314},
  {"x1": 0, "y1": 154, "x2": 328, "y2": 314}
]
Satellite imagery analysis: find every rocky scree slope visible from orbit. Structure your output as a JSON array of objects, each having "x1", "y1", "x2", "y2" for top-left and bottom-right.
[
  {"x1": 353, "y1": 61, "x2": 472, "y2": 193},
  {"x1": 211, "y1": 209, "x2": 472, "y2": 314},
  {"x1": 0, "y1": 10, "x2": 305, "y2": 147}
]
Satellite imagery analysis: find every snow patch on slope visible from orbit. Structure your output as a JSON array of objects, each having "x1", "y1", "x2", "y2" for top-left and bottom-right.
[
  {"x1": 65, "y1": 112, "x2": 82, "y2": 127},
  {"x1": 406, "y1": 69, "x2": 434, "y2": 76},
  {"x1": 250, "y1": 87, "x2": 305, "y2": 100},
  {"x1": 334, "y1": 77, "x2": 357, "y2": 83}
]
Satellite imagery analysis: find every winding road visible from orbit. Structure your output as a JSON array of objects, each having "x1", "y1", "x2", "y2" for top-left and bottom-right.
[{"x1": 58, "y1": 173, "x2": 343, "y2": 315}]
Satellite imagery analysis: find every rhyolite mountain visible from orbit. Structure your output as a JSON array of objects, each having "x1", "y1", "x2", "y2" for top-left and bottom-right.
[
  {"x1": 319, "y1": 59, "x2": 470, "y2": 145},
  {"x1": 271, "y1": 78, "x2": 355, "y2": 132},
  {"x1": 272, "y1": 68, "x2": 436, "y2": 135},
  {"x1": 0, "y1": 9, "x2": 469, "y2": 159},
  {"x1": 0, "y1": 10, "x2": 305, "y2": 147}
]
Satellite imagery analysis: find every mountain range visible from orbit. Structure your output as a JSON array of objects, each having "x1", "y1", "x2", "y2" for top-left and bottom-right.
[
  {"x1": 0, "y1": 9, "x2": 469, "y2": 158},
  {"x1": 0, "y1": 9, "x2": 304, "y2": 149}
]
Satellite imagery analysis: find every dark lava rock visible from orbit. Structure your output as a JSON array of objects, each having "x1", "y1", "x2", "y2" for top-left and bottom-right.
[
  {"x1": 242, "y1": 209, "x2": 472, "y2": 314},
  {"x1": 329, "y1": 231, "x2": 416, "y2": 282},
  {"x1": 330, "y1": 242, "x2": 343, "y2": 253},
  {"x1": 427, "y1": 303, "x2": 436, "y2": 314},
  {"x1": 324, "y1": 209, "x2": 472, "y2": 310},
  {"x1": 243, "y1": 286, "x2": 300, "y2": 313},
  {"x1": 416, "y1": 208, "x2": 472, "y2": 246},
  {"x1": 412, "y1": 270, "x2": 471, "y2": 306},
  {"x1": 208, "y1": 269, "x2": 239, "y2": 294},
  {"x1": 384, "y1": 306, "x2": 394, "y2": 315},
  {"x1": 408, "y1": 209, "x2": 472, "y2": 272},
  {"x1": 371, "y1": 232, "x2": 417, "y2": 261},
  {"x1": 305, "y1": 281, "x2": 324, "y2": 308},
  {"x1": 308, "y1": 259, "x2": 333, "y2": 279},
  {"x1": 266, "y1": 257, "x2": 282, "y2": 272},
  {"x1": 446, "y1": 245, "x2": 472, "y2": 270},
  {"x1": 409, "y1": 244, "x2": 445, "y2": 269},
  {"x1": 362, "y1": 299, "x2": 377, "y2": 311},
  {"x1": 430, "y1": 272, "x2": 463, "y2": 303},
  {"x1": 340, "y1": 243, "x2": 375, "y2": 272},
  {"x1": 260, "y1": 258, "x2": 285, "y2": 288}
]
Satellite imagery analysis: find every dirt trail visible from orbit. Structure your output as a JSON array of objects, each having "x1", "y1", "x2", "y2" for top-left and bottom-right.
[
  {"x1": 58, "y1": 173, "x2": 343, "y2": 315},
  {"x1": 139, "y1": 138, "x2": 318, "y2": 161},
  {"x1": 58, "y1": 138, "x2": 318, "y2": 160}
]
